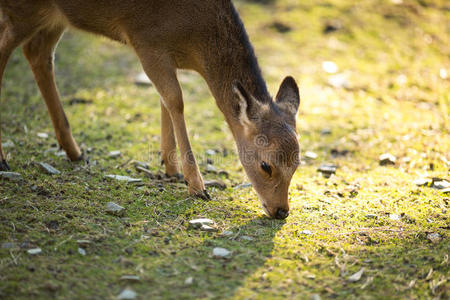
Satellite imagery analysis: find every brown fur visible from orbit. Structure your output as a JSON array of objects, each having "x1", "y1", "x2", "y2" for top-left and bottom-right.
[{"x1": 0, "y1": 0, "x2": 300, "y2": 218}]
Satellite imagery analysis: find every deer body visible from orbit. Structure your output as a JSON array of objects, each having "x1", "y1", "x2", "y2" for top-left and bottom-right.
[{"x1": 0, "y1": 0, "x2": 300, "y2": 219}]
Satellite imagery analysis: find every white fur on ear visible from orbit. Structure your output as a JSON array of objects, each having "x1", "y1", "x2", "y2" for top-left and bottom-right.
[{"x1": 232, "y1": 81, "x2": 252, "y2": 126}]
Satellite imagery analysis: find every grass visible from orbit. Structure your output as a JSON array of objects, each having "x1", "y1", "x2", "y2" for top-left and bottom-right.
[{"x1": 0, "y1": 0, "x2": 449, "y2": 299}]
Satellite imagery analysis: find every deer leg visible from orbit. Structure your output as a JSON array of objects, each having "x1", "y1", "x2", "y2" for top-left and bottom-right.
[
  {"x1": 160, "y1": 99, "x2": 180, "y2": 176},
  {"x1": 22, "y1": 27, "x2": 82, "y2": 161},
  {"x1": 0, "y1": 25, "x2": 21, "y2": 170},
  {"x1": 137, "y1": 52, "x2": 208, "y2": 199}
]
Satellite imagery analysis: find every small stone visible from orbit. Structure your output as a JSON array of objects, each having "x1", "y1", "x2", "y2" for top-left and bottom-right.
[
  {"x1": 0, "y1": 171, "x2": 22, "y2": 181},
  {"x1": 134, "y1": 72, "x2": 152, "y2": 86},
  {"x1": 108, "y1": 150, "x2": 121, "y2": 158},
  {"x1": 54, "y1": 150, "x2": 67, "y2": 157},
  {"x1": 27, "y1": 248, "x2": 42, "y2": 255},
  {"x1": 221, "y1": 230, "x2": 234, "y2": 237},
  {"x1": 105, "y1": 175, "x2": 142, "y2": 183},
  {"x1": 205, "y1": 164, "x2": 217, "y2": 173},
  {"x1": 78, "y1": 248, "x2": 86, "y2": 256},
  {"x1": 38, "y1": 162, "x2": 61, "y2": 175},
  {"x1": 213, "y1": 247, "x2": 231, "y2": 258},
  {"x1": 189, "y1": 218, "x2": 214, "y2": 229},
  {"x1": 184, "y1": 276, "x2": 194, "y2": 286},
  {"x1": 206, "y1": 149, "x2": 216, "y2": 156},
  {"x1": 233, "y1": 182, "x2": 252, "y2": 189},
  {"x1": 347, "y1": 268, "x2": 365, "y2": 282},
  {"x1": 427, "y1": 233, "x2": 442, "y2": 244},
  {"x1": 322, "y1": 61, "x2": 338, "y2": 74},
  {"x1": 240, "y1": 235, "x2": 254, "y2": 241},
  {"x1": 204, "y1": 180, "x2": 227, "y2": 190},
  {"x1": 1, "y1": 140, "x2": 14, "y2": 148},
  {"x1": 320, "y1": 128, "x2": 332, "y2": 135},
  {"x1": 105, "y1": 202, "x2": 125, "y2": 216},
  {"x1": 365, "y1": 214, "x2": 378, "y2": 219},
  {"x1": 200, "y1": 224, "x2": 217, "y2": 232},
  {"x1": 379, "y1": 153, "x2": 396, "y2": 166},
  {"x1": 300, "y1": 230, "x2": 313, "y2": 235},
  {"x1": 317, "y1": 164, "x2": 337, "y2": 178},
  {"x1": 37, "y1": 132, "x2": 49, "y2": 139},
  {"x1": 117, "y1": 288, "x2": 137, "y2": 300},
  {"x1": 389, "y1": 214, "x2": 401, "y2": 221},
  {"x1": 323, "y1": 19, "x2": 342, "y2": 34},
  {"x1": 120, "y1": 275, "x2": 140, "y2": 282},
  {"x1": 1, "y1": 242, "x2": 15, "y2": 249},
  {"x1": 413, "y1": 177, "x2": 432, "y2": 186},
  {"x1": 432, "y1": 179, "x2": 450, "y2": 190},
  {"x1": 76, "y1": 240, "x2": 91, "y2": 245},
  {"x1": 133, "y1": 161, "x2": 150, "y2": 169},
  {"x1": 304, "y1": 151, "x2": 318, "y2": 160},
  {"x1": 310, "y1": 294, "x2": 322, "y2": 300}
]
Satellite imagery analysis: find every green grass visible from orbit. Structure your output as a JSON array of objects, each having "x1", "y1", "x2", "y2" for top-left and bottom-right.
[{"x1": 1, "y1": 0, "x2": 449, "y2": 299}]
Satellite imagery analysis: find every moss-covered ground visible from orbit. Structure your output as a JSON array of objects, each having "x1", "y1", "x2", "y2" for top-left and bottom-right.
[{"x1": 0, "y1": 0, "x2": 448, "y2": 299}]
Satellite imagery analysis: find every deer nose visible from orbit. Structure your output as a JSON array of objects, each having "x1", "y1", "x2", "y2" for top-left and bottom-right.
[{"x1": 275, "y1": 208, "x2": 289, "y2": 219}]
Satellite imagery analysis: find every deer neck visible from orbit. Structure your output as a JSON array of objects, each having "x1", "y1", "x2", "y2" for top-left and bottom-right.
[{"x1": 194, "y1": 3, "x2": 271, "y2": 137}]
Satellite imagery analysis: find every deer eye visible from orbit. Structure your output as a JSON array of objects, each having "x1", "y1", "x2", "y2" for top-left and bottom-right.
[{"x1": 260, "y1": 161, "x2": 272, "y2": 176}]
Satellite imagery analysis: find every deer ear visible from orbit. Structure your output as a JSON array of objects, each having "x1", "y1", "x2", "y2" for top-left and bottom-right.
[
  {"x1": 232, "y1": 80, "x2": 260, "y2": 126},
  {"x1": 276, "y1": 76, "x2": 300, "y2": 117}
]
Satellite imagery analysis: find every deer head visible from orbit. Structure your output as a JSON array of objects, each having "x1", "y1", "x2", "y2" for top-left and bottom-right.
[{"x1": 232, "y1": 76, "x2": 300, "y2": 219}]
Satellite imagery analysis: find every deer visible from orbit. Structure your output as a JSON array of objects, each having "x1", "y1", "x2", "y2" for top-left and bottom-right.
[{"x1": 0, "y1": 0, "x2": 300, "y2": 219}]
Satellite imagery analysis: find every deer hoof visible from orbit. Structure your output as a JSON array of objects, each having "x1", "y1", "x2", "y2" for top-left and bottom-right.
[
  {"x1": 196, "y1": 190, "x2": 211, "y2": 200},
  {"x1": 0, "y1": 160, "x2": 11, "y2": 171}
]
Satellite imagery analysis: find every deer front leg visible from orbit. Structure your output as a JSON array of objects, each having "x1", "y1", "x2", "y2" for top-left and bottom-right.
[
  {"x1": 22, "y1": 27, "x2": 82, "y2": 161},
  {"x1": 160, "y1": 99, "x2": 179, "y2": 176},
  {"x1": 138, "y1": 52, "x2": 208, "y2": 199}
]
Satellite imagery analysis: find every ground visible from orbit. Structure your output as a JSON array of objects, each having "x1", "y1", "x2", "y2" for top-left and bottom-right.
[{"x1": 0, "y1": 0, "x2": 449, "y2": 299}]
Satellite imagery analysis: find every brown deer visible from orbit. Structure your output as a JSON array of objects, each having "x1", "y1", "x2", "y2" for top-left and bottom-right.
[{"x1": 0, "y1": 0, "x2": 300, "y2": 219}]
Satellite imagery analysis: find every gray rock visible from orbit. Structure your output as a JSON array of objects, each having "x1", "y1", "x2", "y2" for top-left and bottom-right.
[
  {"x1": 200, "y1": 224, "x2": 217, "y2": 232},
  {"x1": 1, "y1": 140, "x2": 14, "y2": 148},
  {"x1": 389, "y1": 214, "x2": 401, "y2": 221},
  {"x1": 38, "y1": 162, "x2": 61, "y2": 175},
  {"x1": 205, "y1": 164, "x2": 217, "y2": 173},
  {"x1": 120, "y1": 275, "x2": 140, "y2": 282},
  {"x1": 206, "y1": 149, "x2": 216, "y2": 156},
  {"x1": 189, "y1": 218, "x2": 214, "y2": 229},
  {"x1": 413, "y1": 177, "x2": 432, "y2": 186},
  {"x1": 0, "y1": 171, "x2": 22, "y2": 181},
  {"x1": 379, "y1": 153, "x2": 396, "y2": 166},
  {"x1": 117, "y1": 288, "x2": 137, "y2": 300},
  {"x1": 78, "y1": 248, "x2": 86, "y2": 256},
  {"x1": 212, "y1": 247, "x2": 231, "y2": 258},
  {"x1": 233, "y1": 182, "x2": 252, "y2": 189},
  {"x1": 184, "y1": 276, "x2": 194, "y2": 286},
  {"x1": 1, "y1": 242, "x2": 16, "y2": 249},
  {"x1": 317, "y1": 164, "x2": 337, "y2": 178},
  {"x1": 105, "y1": 175, "x2": 142, "y2": 183},
  {"x1": 105, "y1": 202, "x2": 125, "y2": 216},
  {"x1": 304, "y1": 151, "x2": 318, "y2": 160},
  {"x1": 108, "y1": 150, "x2": 121, "y2": 158},
  {"x1": 27, "y1": 248, "x2": 42, "y2": 255},
  {"x1": 427, "y1": 233, "x2": 442, "y2": 244},
  {"x1": 221, "y1": 230, "x2": 234, "y2": 237},
  {"x1": 240, "y1": 235, "x2": 254, "y2": 241},
  {"x1": 433, "y1": 179, "x2": 449, "y2": 190},
  {"x1": 37, "y1": 132, "x2": 49, "y2": 139},
  {"x1": 365, "y1": 214, "x2": 378, "y2": 219},
  {"x1": 347, "y1": 268, "x2": 364, "y2": 282}
]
